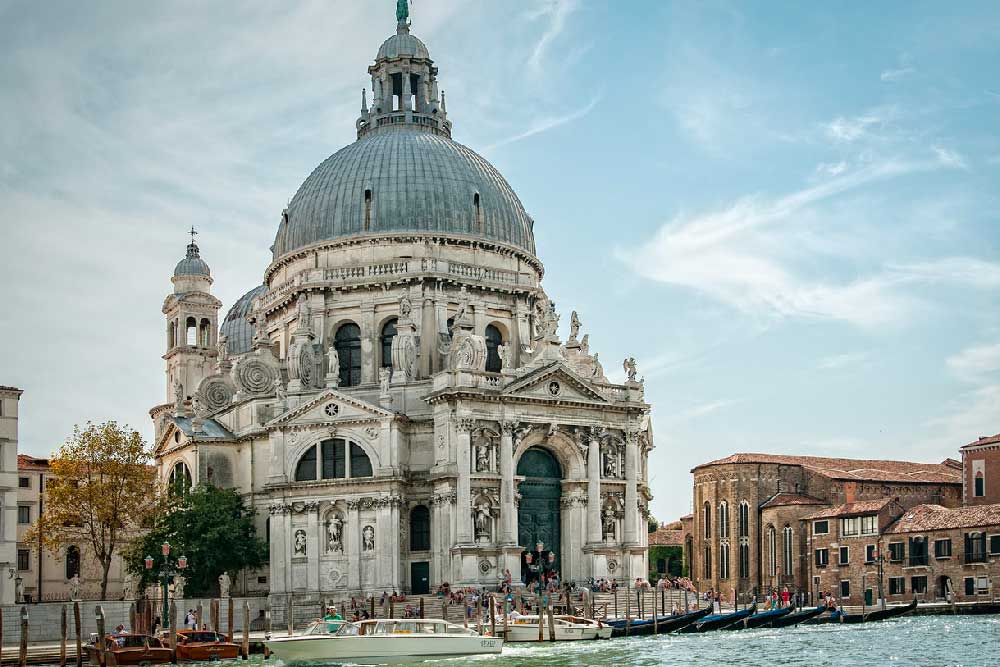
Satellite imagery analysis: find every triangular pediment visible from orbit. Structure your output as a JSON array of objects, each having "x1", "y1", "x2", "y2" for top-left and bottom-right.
[
  {"x1": 266, "y1": 389, "x2": 394, "y2": 428},
  {"x1": 502, "y1": 362, "x2": 612, "y2": 404}
]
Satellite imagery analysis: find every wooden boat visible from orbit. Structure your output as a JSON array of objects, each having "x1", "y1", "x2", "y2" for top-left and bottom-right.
[
  {"x1": 678, "y1": 602, "x2": 757, "y2": 633},
  {"x1": 86, "y1": 634, "x2": 173, "y2": 666},
  {"x1": 503, "y1": 614, "x2": 603, "y2": 641},
  {"x1": 725, "y1": 605, "x2": 792, "y2": 630},
  {"x1": 265, "y1": 619, "x2": 502, "y2": 664},
  {"x1": 765, "y1": 605, "x2": 825, "y2": 628},
  {"x1": 173, "y1": 630, "x2": 240, "y2": 661},
  {"x1": 606, "y1": 606, "x2": 713, "y2": 637},
  {"x1": 802, "y1": 599, "x2": 918, "y2": 625}
]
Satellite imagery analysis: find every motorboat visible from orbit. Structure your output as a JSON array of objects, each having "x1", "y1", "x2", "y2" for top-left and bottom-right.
[
  {"x1": 502, "y1": 614, "x2": 607, "y2": 641},
  {"x1": 86, "y1": 633, "x2": 173, "y2": 665},
  {"x1": 171, "y1": 630, "x2": 240, "y2": 661},
  {"x1": 264, "y1": 618, "x2": 502, "y2": 664}
]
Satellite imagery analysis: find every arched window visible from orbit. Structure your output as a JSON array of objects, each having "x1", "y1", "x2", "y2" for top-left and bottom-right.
[
  {"x1": 782, "y1": 525, "x2": 794, "y2": 577},
  {"x1": 364, "y1": 189, "x2": 373, "y2": 231},
  {"x1": 294, "y1": 446, "x2": 317, "y2": 481},
  {"x1": 169, "y1": 461, "x2": 192, "y2": 495},
  {"x1": 185, "y1": 316, "x2": 197, "y2": 346},
  {"x1": 446, "y1": 317, "x2": 455, "y2": 342},
  {"x1": 718, "y1": 501, "x2": 729, "y2": 538},
  {"x1": 739, "y1": 542, "x2": 750, "y2": 579},
  {"x1": 719, "y1": 542, "x2": 730, "y2": 579},
  {"x1": 767, "y1": 526, "x2": 777, "y2": 577},
  {"x1": 295, "y1": 440, "x2": 373, "y2": 482},
  {"x1": 199, "y1": 318, "x2": 211, "y2": 347},
  {"x1": 334, "y1": 323, "x2": 362, "y2": 387},
  {"x1": 410, "y1": 505, "x2": 431, "y2": 551},
  {"x1": 380, "y1": 319, "x2": 397, "y2": 370},
  {"x1": 485, "y1": 324, "x2": 503, "y2": 373},
  {"x1": 65, "y1": 546, "x2": 80, "y2": 579},
  {"x1": 656, "y1": 558, "x2": 667, "y2": 574},
  {"x1": 474, "y1": 193, "x2": 483, "y2": 233},
  {"x1": 703, "y1": 502, "x2": 711, "y2": 538},
  {"x1": 167, "y1": 320, "x2": 176, "y2": 349},
  {"x1": 738, "y1": 501, "x2": 750, "y2": 538},
  {"x1": 703, "y1": 545, "x2": 712, "y2": 578},
  {"x1": 974, "y1": 471, "x2": 985, "y2": 497}
]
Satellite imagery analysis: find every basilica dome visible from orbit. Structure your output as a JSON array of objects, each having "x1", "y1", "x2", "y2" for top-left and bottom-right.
[
  {"x1": 271, "y1": 127, "x2": 537, "y2": 260},
  {"x1": 376, "y1": 31, "x2": 429, "y2": 60}
]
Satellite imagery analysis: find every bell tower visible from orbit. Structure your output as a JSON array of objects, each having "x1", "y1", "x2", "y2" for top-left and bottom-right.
[{"x1": 162, "y1": 228, "x2": 222, "y2": 410}]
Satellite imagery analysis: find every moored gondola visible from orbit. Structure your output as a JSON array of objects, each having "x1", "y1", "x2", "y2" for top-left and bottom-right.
[
  {"x1": 725, "y1": 605, "x2": 793, "y2": 630},
  {"x1": 678, "y1": 602, "x2": 757, "y2": 633},
  {"x1": 607, "y1": 606, "x2": 713, "y2": 637},
  {"x1": 802, "y1": 599, "x2": 918, "y2": 625},
  {"x1": 765, "y1": 605, "x2": 825, "y2": 628}
]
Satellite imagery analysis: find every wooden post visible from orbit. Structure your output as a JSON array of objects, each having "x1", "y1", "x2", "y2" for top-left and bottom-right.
[
  {"x1": 18, "y1": 607, "x2": 28, "y2": 667},
  {"x1": 169, "y1": 601, "x2": 178, "y2": 664},
  {"x1": 389, "y1": 598, "x2": 394, "y2": 619},
  {"x1": 614, "y1": 588, "x2": 619, "y2": 618},
  {"x1": 227, "y1": 599, "x2": 234, "y2": 642},
  {"x1": 489, "y1": 596, "x2": 496, "y2": 637},
  {"x1": 463, "y1": 598, "x2": 469, "y2": 629},
  {"x1": 441, "y1": 599, "x2": 447, "y2": 623},
  {"x1": 625, "y1": 585, "x2": 631, "y2": 637},
  {"x1": 197, "y1": 602, "x2": 204, "y2": 631},
  {"x1": 546, "y1": 598, "x2": 556, "y2": 643},
  {"x1": 263, "y1": 604, "x2": 272, "y2": 660},
  {"x1": 653, "y1": 589, "x2": 659, "y2": 635},
  {"x1": 94, "y1": 606, "x2": 106, "y2": 667},
  {"x1": 503, "y1": 595, "x2": 510, "y2": 638},
  {"x1": 419, "y1": 597, "x2": 425, "y2": 619},
  {"x1": 128, "y1": 602, "x2": 136, "y2": 634},
  {"x1": 286, "y1": 596, "x2": 293, "y2": 635},
  {"x1": 369, "y1": 597, "x2": 375, "y2": 621},
  {"x1": 537, "y1": 604, "x2": 544, "y2": 642},
  {"x1": 59, "y1": 605, "x2": 67, "y2": 667},
  {"x1": 684, "y1": 589, "x2": 689, "y2": 612},
  {"x1": 241, "y1": 602, "x2": 250, "y2": 660},
  {"x1": 73, "y1": 601, "x2": 83, "y2": 667},
  {"x1": 639, "y1": 588, "x2": 643, "y2": 620}
]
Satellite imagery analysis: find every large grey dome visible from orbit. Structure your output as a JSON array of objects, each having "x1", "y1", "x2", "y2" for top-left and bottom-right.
[
  {"x1": 377, "y1": 31, "x2": 429, "y2": 60},
  {"x1": 220, "y1": 285, "x2": 266, "y2": 356},
  {"x1": 271, "y1": 127, "x2": 537, "y2": 259}
]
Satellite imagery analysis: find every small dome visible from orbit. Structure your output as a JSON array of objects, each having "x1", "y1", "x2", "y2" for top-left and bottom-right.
[
  {"x1": 376, "y1": 28, "x2": 429, "y2": 60},
  {"x1": 220, "y1": 285, "x2": 266, "y2": 356},
  {"x1": 173, "y1": 242, "x2": 211, "y2": 277}
]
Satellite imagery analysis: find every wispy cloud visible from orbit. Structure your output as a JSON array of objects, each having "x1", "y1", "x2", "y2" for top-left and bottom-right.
[
  {"x1": 881, "y1": 66, "x2": 916, "y2": 82},
  {"x1": 932, "y1": 146, "x2": 969, "y2": 170},
  {"x1": 663, "y1": 399, "x2": 742, "y2": 425},
  {"x1": 817, "y1": 352, "x2": 870, "y2": 371},
  {"x1": 823, "y1": 107, "x2": 896, "y2": 142},
  {"x1": 947, "y1": 342, "x2": 1000, "y2": 383},
  {"x1": 620, "y1": 157, "x2": 979, "y2": 328},
  {"x1": 526, "y1": 0, "x2": 579, "y2": 75},
  {"x1": 484, "y1": 94, "x2": 600, "y2": 150}
]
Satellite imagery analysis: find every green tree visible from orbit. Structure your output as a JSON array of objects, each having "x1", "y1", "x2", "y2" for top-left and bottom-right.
[
  {"x1": 25, "y1": 421, "x2": 157, "y2": 599},
  {"x1": 124, "y1": 484, "x2": 267, "y2": 596}
]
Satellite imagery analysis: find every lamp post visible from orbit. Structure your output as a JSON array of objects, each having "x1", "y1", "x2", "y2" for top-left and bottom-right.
[{"x1": 144, "y1": 542, "x2": 188, "y2": 627}]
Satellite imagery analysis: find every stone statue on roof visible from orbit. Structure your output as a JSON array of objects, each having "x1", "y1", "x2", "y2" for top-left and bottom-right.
[{"x1": 396, "y1": 0, "x2": 409, "y2": 23}]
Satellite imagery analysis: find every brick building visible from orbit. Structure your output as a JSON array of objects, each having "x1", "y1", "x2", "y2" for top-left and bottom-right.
[
  {"x1": 687, "y1": 454, "x2": 962, "y2": 598},
  {"x1": 809, "y1": 502, "x2": 1000, "y2": 603},
  {"x1": 961, "y1": 433, "x2": 1000, "y2": 505}
]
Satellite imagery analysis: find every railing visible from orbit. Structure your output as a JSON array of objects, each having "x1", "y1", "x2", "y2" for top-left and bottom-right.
[{"x1": 963, "y1": 552, "x2": 988, "y2": 564}]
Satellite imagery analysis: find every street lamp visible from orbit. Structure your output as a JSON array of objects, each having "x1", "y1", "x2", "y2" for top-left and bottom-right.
[{"x1": 145, "y1": 544, "x2": 189, "y2": 627}]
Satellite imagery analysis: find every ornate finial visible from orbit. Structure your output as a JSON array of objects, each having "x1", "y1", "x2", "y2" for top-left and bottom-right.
[
  {"x1": 361, "y1": 88, "x2": 368, "y2": 113},
  {"x1": 189, "y1": 225, "x2": 198, "y2": 244},
  {"x1": 396, "y1": 0, "x2": 409, "y2": 24},
  {"x1": 186, "y1": 225, "x2": 200, "y2": 258}
]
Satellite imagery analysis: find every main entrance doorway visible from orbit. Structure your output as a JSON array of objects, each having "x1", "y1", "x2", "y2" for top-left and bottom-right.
[
  {"x1": 410, "y1": 562, "x2": 430, "y2": 594},
  {"x1": 517, "y1": 447, "x2": 562, "y2": 584}
]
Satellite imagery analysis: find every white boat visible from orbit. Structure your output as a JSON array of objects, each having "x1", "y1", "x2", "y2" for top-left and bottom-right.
[
  {"x1": 264, "y1": 618, "x2": 502, "y2": 664},
  {"x1": 502, "y1": 614, "x2": 612, "y2": 641}
]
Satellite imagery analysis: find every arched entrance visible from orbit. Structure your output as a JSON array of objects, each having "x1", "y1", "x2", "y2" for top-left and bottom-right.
[{"x1": 517, "y1": 447, "x2": 562, "y2": 585}]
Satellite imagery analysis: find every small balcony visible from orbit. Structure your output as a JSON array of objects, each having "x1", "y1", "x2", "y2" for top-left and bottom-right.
[
  {"x1": 963, "y1": 552, "x2": 988, "y2": 565},
  {"x1": 906, "y1": 555, "x2": 928, "y2": 567}
]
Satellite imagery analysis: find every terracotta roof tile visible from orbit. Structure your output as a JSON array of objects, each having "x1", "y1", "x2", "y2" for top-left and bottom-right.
[
  {"x1": 885, "y1": 503, "x2": 1000, "y2": 533},
  {"x1": 693, "y1": 453, "x2": 960, "y2": 484},
  {"x1": 649, "y1": 527, "x2": 684, "y2": 546},
  {"x1": 760, "y1": 492, "x2": 826, "y2": 509},
  {"x1": 962, "y1": 433, "x2": 1000, "y2": 448},
  {"x1": 17, "y1": 454, "x2": 50, "y2": 471},
  {"x1": 801, "y1": 498, "x2": 894, "y2": 520}
]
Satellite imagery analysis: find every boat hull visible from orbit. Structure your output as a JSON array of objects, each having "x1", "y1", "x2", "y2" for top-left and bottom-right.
[
  {"x1": 265, "y1": 634, "x2": 502, "y2": 663},
  {"x1": 679, "y1": 603, "x2": 757, "y2": 633},
  {"x1": 728, "y1": 607, "x2": 793, "y2": 630},
  {"x1": 607, "y1": 606, "x2": 713, "y2": 637},
  {"x1": 175, "y1": 643, "x2": 241, "y2": 661},
  {"x1": 504, "y1": 623, "x2": 597, "y2": 641},
  {"x1": 766, "y1": 606, "x2": 825, "y2": 628},
  {"x1": 88, "y1": 647, "x2": 173, "y2": 666}
]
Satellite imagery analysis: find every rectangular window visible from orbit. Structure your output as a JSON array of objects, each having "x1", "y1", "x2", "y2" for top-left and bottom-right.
[
  {"x1": 815, "y1": 548, "x2": 829, "y2": 568},
  {"x1": 860, "y1": 515, "x2": 877, "y2": 535},
  {"x1": 18, "y1": 477, "x2": 30, "y2": 489},
  {"x1": 964, "y1": 532, "x2": 987, "y2": 563},
  {"x1": 16, "y1": 549, "x2": 29, "y2": 571},
  {"x1": 839, "y1": 517, "x2": 858, "y2": 536},
  {"x1": 934, "y1": 539, "x2": 952, "y2": 558},
  {"x1": 964, "y1": 577, "x2": 975, "y2": 596},
  {"x1": 865, "y1": 544, "x2": 877, "y2": 563},
  {"x1": 17, "y1": 506, "x2": 30, "y2": 524},
  {"x1": 349, "y1": 443, "x2": 373, "y2": 478},
  {"x1": 888, "y1": 577, "x2": 905, "y2": 595},
  {"x1": 908, "y1": 538, "x2": 928, "y2": 566},
  {"x1": 321, "y1": 440, "x2": 346, "y2": 479},
  {"x1": 976, "y1": 576, "x2": 988, "y2": 594},
  {"x1": 974, "y1": 475, "x2": 984, "y2": 497},
  {"x1": 813, "y1": 520, "x2": 829, "y2": 535},
  {"x1": 257, "y1": 576, "x2": 268, "y2": 585},
  {"x1": 910, "y1": 576, "x2": 927, "y2": 594},
  {"x1": 989, "y1": 535, "x2": 1000, "y2": 555},
  {"x1": 888, "y1": 542, "x2": 904, "y2": 563},
  {"x1": 840, "y1": 580, "x2": 850, "y2": 598},
  {"x1": 839, "y1": 545, "x2": 849, "y2": 565}
]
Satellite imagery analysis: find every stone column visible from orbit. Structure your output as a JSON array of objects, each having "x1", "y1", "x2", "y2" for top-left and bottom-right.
[
  {"x1": 624, "y1": 431, "x2": 639, "y2": 546},
  {"x1": 587, "y1": 433, "x2": 602, "y2": 544},
  {"x1": 269, "y1": 507, "x2": 287, "y2": 594},
  {"x1": 455, "y1": 418, "x2": 475, "y2": 544},
  {"x1": 306, "y1": 506, "x2": 320, "y2": 592},
  {"x1": 499, "y1": 421, "x2": 517, "y2": 545},
  {"x1": 361, "y1": 303, "x2": 376, "y2": 385}
]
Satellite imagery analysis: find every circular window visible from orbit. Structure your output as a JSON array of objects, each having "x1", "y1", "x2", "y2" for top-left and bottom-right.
[
  {"x1": 547, "y1": 381, "x2": 561, "y2": 396},
  {"x1": 324, "y1": 403, "x2": 340, "y2": 417}
]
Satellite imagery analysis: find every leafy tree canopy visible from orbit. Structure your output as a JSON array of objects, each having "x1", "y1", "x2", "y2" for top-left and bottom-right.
[
  {"x1": 25, "y1": 421, "x2": 156, "y2": 599},
  {"x1": 124, "y1": 484, "x2": 267, "y2": 597}
]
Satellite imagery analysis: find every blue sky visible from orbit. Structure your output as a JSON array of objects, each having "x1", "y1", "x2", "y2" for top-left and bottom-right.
[{"x1": 1, "y1": 1, "x2": 997, "y2": 522}]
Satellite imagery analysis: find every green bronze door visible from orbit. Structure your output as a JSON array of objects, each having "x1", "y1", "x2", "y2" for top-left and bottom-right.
[{"x1": 517, "y1": 447, "x2": 562, "y2": 581}]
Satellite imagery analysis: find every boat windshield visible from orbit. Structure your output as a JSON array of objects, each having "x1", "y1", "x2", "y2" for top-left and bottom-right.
[
  {"x1": 355, "y1": 620, "x2": 474, "y2": 636},
  {"x1": 333, "y1": 623, "x2": 360, "y2": 637},
  {"x1": 305, "y1": 621, "x2": 348, "y2": 636},
  {"x1": 111, "y1": 636, "x2": 158, "y2": 648},
  {"x1": 182, "y1": 632, "x2": 225, "y2": 643}
]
